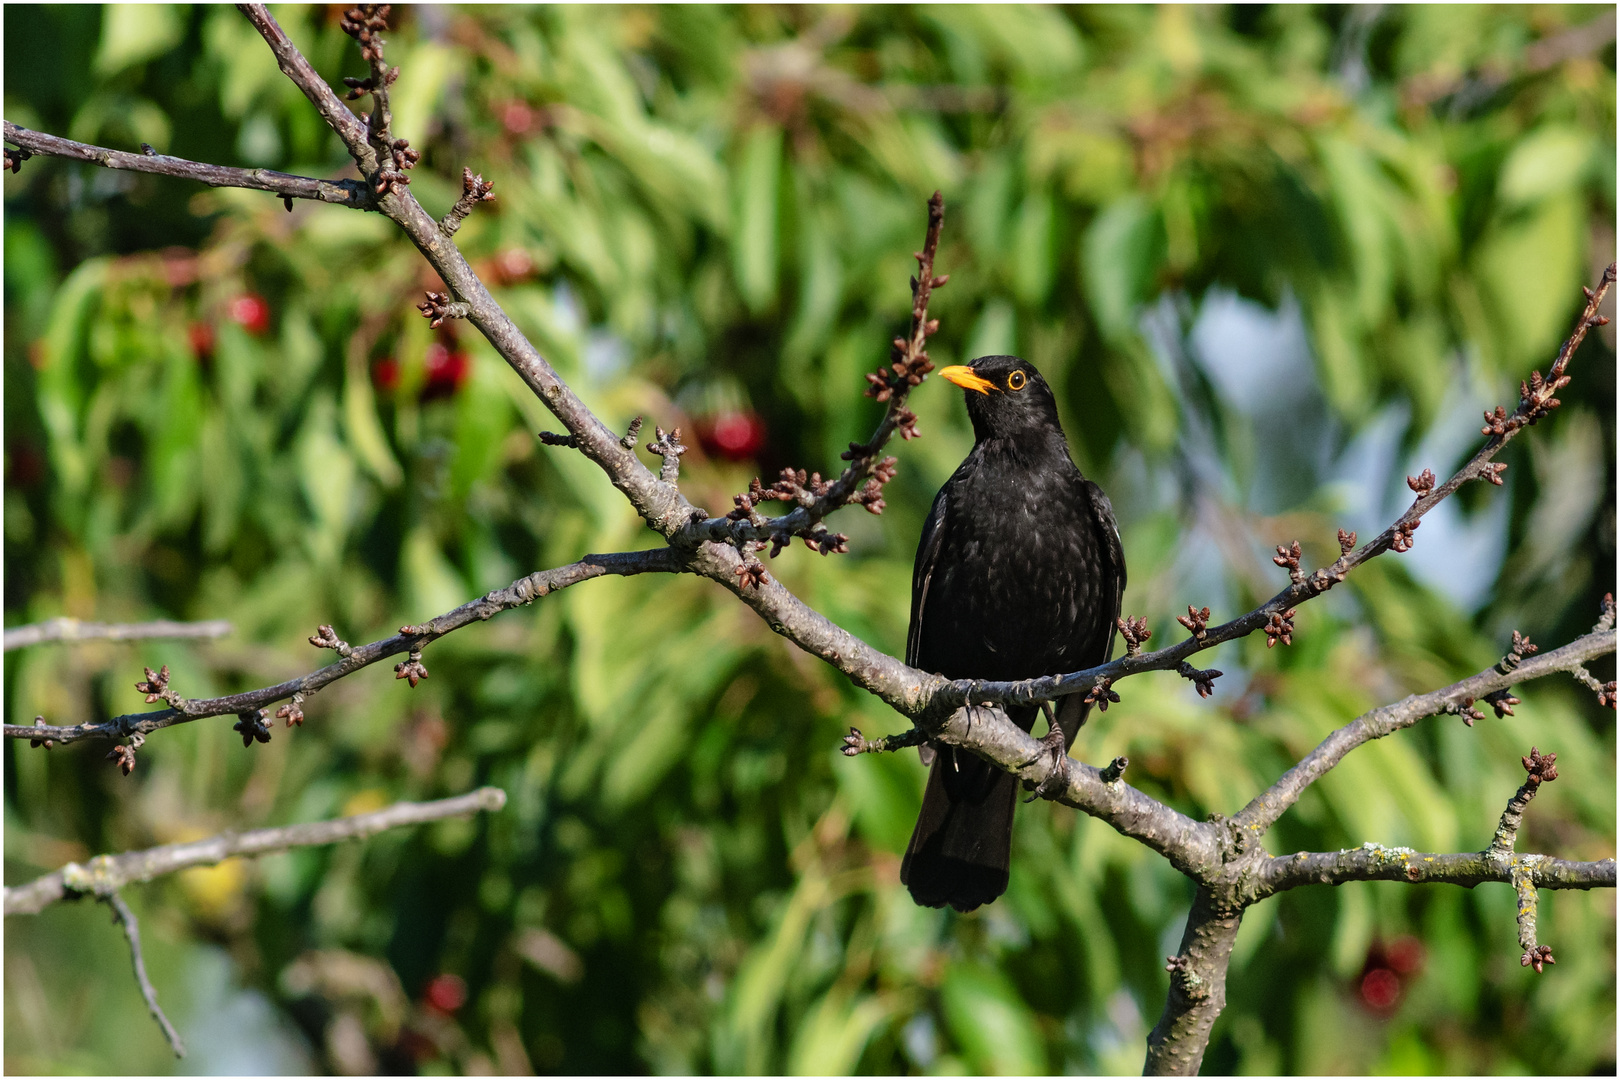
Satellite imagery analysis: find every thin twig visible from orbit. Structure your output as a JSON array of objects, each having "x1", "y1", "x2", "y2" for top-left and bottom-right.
[
  {"x1": 5, "y1": 787, "x2": 507, "y2": 916},
  {"x1": 2, "y1": 122, "x2": 371, "y2": 210},
  {"x1": 675, "y1": 192, "x2": 947, "y2": 554},
  {"x1": 4, "y1": 618, "x2": 233, "y2": 652},
  {"x1": 105, "y1": 893, "x2": 186, "y2": 1058},
  {"x1": 3, "y1": 551, "x2": 675, "y2": 747},
  {"x1": 916, "y1": 265, "x2": 1615, "y2": 716}
]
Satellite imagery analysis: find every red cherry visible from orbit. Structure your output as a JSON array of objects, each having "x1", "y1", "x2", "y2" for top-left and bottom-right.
[
  {"x1": 423, "y1": 973, "x2": 467, "y2": 1015},
  {"x1": 702, "y1": 411, "x2": 767, "y2": 461},
  {"x1": 227, "y1": 293, "x2": 270, "y2": 335},
  {"x1": 372, "y1": 357, "x2": 400, "y2": 391},
  {"x1": 1360, "y1": 967, "x2": 1400, "y2": 1011},
  {"x1": 188, "y1": 322, "x2": 216, "y2": 360},
  {"x1": 422, "y1": 343, "x2": 470, "y2": 401},
  {"x1": 1386, "y1": 935, "x2": 1425, "y2": 976}
]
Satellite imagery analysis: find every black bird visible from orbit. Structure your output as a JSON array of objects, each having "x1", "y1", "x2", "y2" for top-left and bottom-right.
[{"x1": 901, "y1": 355, "x2": 1126, "y2": 912}]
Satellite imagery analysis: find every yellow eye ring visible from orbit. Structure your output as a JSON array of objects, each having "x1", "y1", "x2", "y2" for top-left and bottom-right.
[{"x1": 1007, "y1": 370, "x2": 1026, "y2": 391}]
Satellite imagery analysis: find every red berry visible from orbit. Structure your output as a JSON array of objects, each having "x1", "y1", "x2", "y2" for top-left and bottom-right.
[
  {"x1": 423, "y1": 973, "x2": 467, "y2": 1015},
  {"x1": 188, "y1": 322, "x2": 216, "y2": 360},
  {"x1": 1359, "y1": 967, "x2": 1400, "y2": 1011},
  {"x1": 1385, "y1": 935, "x2": 1425, "y2": 976},
  {"x1": 701, "y1": 411, "x2": 767, "y2": 461},
  {"x1": 372, "y1": 357, "x2": 400, "y2": 391},
  {"x1": 422, "y1": 343, "x2": 470, "y2": 401},
  {"x1": 227, "y1": 293, "x2": 271, "y2": 335}
]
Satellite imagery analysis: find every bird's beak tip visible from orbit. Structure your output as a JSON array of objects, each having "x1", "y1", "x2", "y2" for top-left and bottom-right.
[{"x1": 940, "y1": 365, "x2": 995, "y2": 394}]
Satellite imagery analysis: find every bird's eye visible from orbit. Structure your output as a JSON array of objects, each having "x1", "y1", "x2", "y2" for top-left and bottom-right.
[{"x1": 1007, "y1": 370, "x2": 1026, "y2": 391}]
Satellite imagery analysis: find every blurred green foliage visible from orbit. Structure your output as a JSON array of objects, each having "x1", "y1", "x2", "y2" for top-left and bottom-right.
[{"x1": 4, "y1": 4, "x2": 1614, "y2": 1075}]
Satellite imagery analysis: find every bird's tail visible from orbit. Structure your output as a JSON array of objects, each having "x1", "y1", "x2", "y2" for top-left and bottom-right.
[{"x1": 900, "y1": 745, "x2": 1018, "y2": 912}]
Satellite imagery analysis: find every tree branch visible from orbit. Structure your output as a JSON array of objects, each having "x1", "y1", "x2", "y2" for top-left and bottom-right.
[
  {"x1": 1144, "y1": 887, "x2": 1242, "y2": 1076},
  {"x1": 236, "y1": 4, "x2": 687, "y2": 536},
  {"x1": 3, "y1": 551, "x2": 674, "y2": 748},
  {"x1": 2, "y1": 121, "x2": 371, "y2": 210},
  {"x1": 1253, "y1": 847, "x2": 1614, "y2": 897},
  {"x1": 4, "y1": 618, "x2": 233, "y2": 652},
  {"x1": 1233, "y1": 629, "x2": 1615, "y2": 834},
  {"x1": 105, "y1": 892, "x2": 186, "y2": 1058},
  {"x1": 4, "y1": 787, "x2": 507, "y2": 916}
]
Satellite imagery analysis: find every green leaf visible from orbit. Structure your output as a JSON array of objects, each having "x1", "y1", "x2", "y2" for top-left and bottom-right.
[
  {"x1": 734, "y1": 125, "x2": 783, "y2": 314},
  {"x1": 1497, "y1": 127, "x2": 1596, "y2": 208},
  {"x1": 940, "y1": 962, "x2": 1046, "y2": 1075},
  {"x1": 1081, "y1": 196, "x2": 1164, "y2": 343},
  {"x1": 92, "y1": 5, "x2": 183, "y2": 76}
]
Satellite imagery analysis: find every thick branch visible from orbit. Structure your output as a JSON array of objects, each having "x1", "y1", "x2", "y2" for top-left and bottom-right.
[
  {"x1": 4, "y1": 618, "x2": 233, "y2": 652},
  {"x1": 931, "y1": 699, "x2": 1223, "y2": 877},
  {"x1": 4, "y1": 787, "x2": 507, "y2": 916},
  {"x1": 106, "y1": 893, "x2": 186, "y2": 1058},
  {"x1": 1233, "y1": 630, "x2": 1614, "y2": 833},
  {"x1": 3, "y1": 551, "x2": 673, "y2": 747},
  {"x1": 1145, "y1": 888, "x2": 1242, "y2": 1076},
  {"x1": 2, "y1": 122, "x2": 371, "y2": 209}
]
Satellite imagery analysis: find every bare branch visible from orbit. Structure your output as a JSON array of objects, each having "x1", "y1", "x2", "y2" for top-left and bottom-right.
[
  {"x1": 1233, "y1": 630, "x2": 1614, "y2": 834},
  {"x1": 105, "y1": 893, "x2": 186, "y2": 1058},
  {"x1": 1252, "y1": 846, "x2": 1614, "y2": 897},
  {"x1": 440, "y1": 165, "x2": 496, "y2": 236},
  {"x1": 4, "y1": 787, "x2": 507, "y2": 917},
  {"x1": 2, "y1": 121, "x2": 371, "y2": 210},
  {"x1": 925, "y1": 699, "x2": 1224, "y2": 878},
  {"x1": 3, "y1": 551, "x2": 675, "y2": 747},
  {"x1": 4, "y1": 618, "x2": 232, "y2": 652},
  {"x1": 236, "y1": 5, "x2": 686, "y2": 536}
]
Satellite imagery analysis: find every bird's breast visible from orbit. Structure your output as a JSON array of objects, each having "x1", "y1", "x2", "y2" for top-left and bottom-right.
[{"x1": 915, "y1": 449, "x2": 1107, "y2": 684}]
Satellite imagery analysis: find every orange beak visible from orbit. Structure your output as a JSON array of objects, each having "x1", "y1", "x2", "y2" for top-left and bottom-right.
[{"x1": 939, "y1": 365, "x2": 997, "y2": 395}]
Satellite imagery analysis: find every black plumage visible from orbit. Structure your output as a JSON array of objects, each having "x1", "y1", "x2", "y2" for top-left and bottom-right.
[{"x1": 901, "y1": 355, "x2": 1126, "y2": 912}]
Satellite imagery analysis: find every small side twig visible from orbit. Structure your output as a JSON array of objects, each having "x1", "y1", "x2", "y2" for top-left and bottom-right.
[
  {"x1": 440, "y1": 165, "x2": 495, "y2": 236},
  {"x1": 840, "y1": 726, "x2": 928, "y2": 756},
  {"x1": 1489, "y1": 746, "x2": 1558, "y2": 856},
  {"x1": 418, "y1": 290, "x2": 471, "y2": 328},
  {"x1": 1494, "y1": 750, "x2": 1564, "y2": 977},
  {"x1": 105, "y1": 892, "x2": 186, "y2": 1058},
  {"x1": 646, "y1": 426, "x2": 687, "y2": 485}
]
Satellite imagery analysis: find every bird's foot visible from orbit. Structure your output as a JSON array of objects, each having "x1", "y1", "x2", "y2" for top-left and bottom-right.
[{"x1": 1025, "y1": 720, "x2": 1071, "y2": 802}]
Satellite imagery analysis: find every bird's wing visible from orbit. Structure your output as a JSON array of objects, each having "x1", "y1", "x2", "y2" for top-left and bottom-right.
[
  {"x1": 1056, "y1": 480, "x2": 1128, "y2": 745},
  {"x1": 1083, "y1": 479, "x2": 1127, "y2": 662},
  {"x1": 907, "y1": 486, "x2": 950, "y2": 668}
]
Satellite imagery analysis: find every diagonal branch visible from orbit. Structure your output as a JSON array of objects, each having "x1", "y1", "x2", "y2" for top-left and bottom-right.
[
  {"x1": 235, "y1": 5, "x2": 685, "y2": 535},
  {"x1": 3, "y1": 551, "x2": 674, "y2": 748},
  {"x1": 1233, "y1": 629, "x2": 1616, "y2": 834},
  {"x1": 912, "y1": 263, "x2": 1615, "y2": 716},
  {"x1": 105, "y1": 892, "x2": 186, "y2": 1058},
  {"x1": 2, "y1": 122, "x2": 371, "y2": 209},
  {"x1": 4, "y1": 787, "x2": 507, "y2": 916},
  {"x1": 4, "y1": 618, "x2": 233, "y2": 652}
]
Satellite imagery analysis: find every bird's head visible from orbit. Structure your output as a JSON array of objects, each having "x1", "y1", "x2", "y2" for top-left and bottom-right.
[{"x1": 939, "y1": 355, "x2": 1063, "y2": 443}]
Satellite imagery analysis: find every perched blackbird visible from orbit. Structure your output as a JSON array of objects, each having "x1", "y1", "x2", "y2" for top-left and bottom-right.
[{"x1": 901, "y1": 355, "x2": 1126, "y2": 912}]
